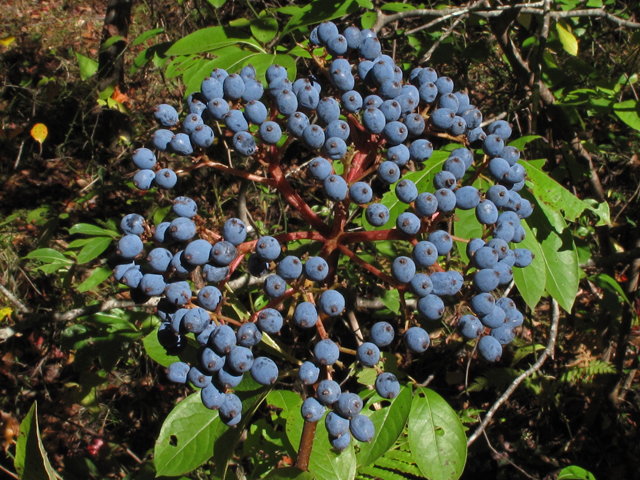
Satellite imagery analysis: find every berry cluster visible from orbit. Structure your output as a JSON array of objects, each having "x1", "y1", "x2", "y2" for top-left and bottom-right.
[{"x1": 113, "y1": 21, "x2": 535, "y2": 451}]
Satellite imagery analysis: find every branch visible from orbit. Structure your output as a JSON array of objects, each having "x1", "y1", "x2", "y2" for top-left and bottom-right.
[
  {"x1": 0, "y1": 283, "x2": 32, "y2": 314},
  {"x1": 467, "y1": 298, "x2": 560, "y2": 446},
  {"x1": 373, "y1": 4, "x2": 640, "y2": 32}
]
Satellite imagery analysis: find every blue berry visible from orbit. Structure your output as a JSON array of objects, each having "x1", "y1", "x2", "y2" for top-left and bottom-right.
[
  {"x1": 357, "y1": 342, "x2": 381, "y2": 367},
  {"x1": 165, "y1": 281, "x2": 191, "y2": 305},
  {"x1": 325, "y1": 411, "x2": 350, "y2": 437},
  {"x1": 335, "y1": 392, "x2": 363, "y2": 419},
  {"x1": 362, "y1": 107, "x2": 386, "y2": 134},
  {"x1": 210, "y1": 240, "x2": 237, "y2": 266},
  {"x1": 297, "y1": 84, "x2": 321, "y2": 109},
  {"x1": 222, "y1": 218, "x2": 247, "y2": 246},
  {"x1": 419, "y1": 82, "x2": 438, "y2": 103},
  {"x1": 409, "y1": 139, "x2": 433, "y2": 162},
  {"x1": 264, "y1": 274, "x2": 287, "y2": 298},
  {"x1": 219, "y1": 393, "x2": 243, "y2": 422},
  {"x1": 379, "y1": 100, "x2": 401, "y2": 122},
  {"x1": 330, "y1": 433, "x2": 351, "y2": 452},
  {"x1": 418, "y1": 294, "x2": 445, "y2": 320},
  {"x1": 365, "y1": 203, "x2": 390, "y2": 227},
  {"x1": 304, "y1": 256, "x2": 329, "y2": 282},
  {"x1": 167, "y1": 361, "x2": 190, "y2": 383},
  {"x1": 359, "y1": 36, "x2": 381, "y2": 60},
  {"x1": 207, "y1": 98, "x2": 230, "y2": 120},
  {"x1": 434, "y1": 171, "x2": 457, "y2": 190},
  {"x1": 375, "y1": 372, "x2": 400, "y2": 399},
  {"x1": 299, "y1": 361, "x2": 320, "y2": 385},
  {"x1": 458, "y1": 315, "x2": 483, "y2": 339},
  {"x1": 434, "y1": 188, "x2": 457, "y2": 213},
  {"x1": 182, "y1": 114, "x2": 204, "y2": 135},
  {"x1": 377, "y1": 161, "x2": 400, "y2": 184},
  {"x1": 217, "y1": 368, "x2": 244, "y2": 390},
  {"x1": 415, "y1": 192, "x2": 438, "y2": 217},
  {"x1": 191, "y1": 125, "x2": 215, "y2": 148},
  {"x1": 387, "y1": 144, "x2": 410, "y2": 166},
  {"x1": 323, "y1": 174, "x2": 348, "y2": 201},
  {"x1": 244, "y1": 100, "x2": 268, "y2": 125},
  {"x1": 349, "y1": 182, "x2": 373, "y2": 204},
  {"x1": 427, "y1": 230, "x2": 453, "y2": 256},
  {"x1": 293, "y1": 301, "x2": 318, "y2": 329},
  {"x1": 121, "y1": 267, "x2": 143, "y2": 288},
  {"x1": 413, "y1": 241, "x2": 438, "y2": 268},
  {"x1": 314, "y1": 339, "x2": 340, "y2": 365},
  {"x1": 210, "y1": 324, "x2": 236, "y2": 355},
  {"x1": 431, "y1": 108, "x2": 456, "y2": 129},
  {"x1": 232, "y1": 131, "x2": 257, "y2": 156},
  {"x1": 154, "y1": 104, "x2": 179, "y2": 126},
  {"x1": 455, "y1": 186, "x2": 481, "y2": 210},
  {"x1": 121, "y1": 213, "x2": 145, "y2": 235},
  {"x1": 118, "y1": 234, "x2": 144, "y2": 259},
  {"x1": 319, "y1": 290, "x2": 345, "y2": 317},
  {"x1": 383, "y1": 121, "x2": 408, "y2": 145},
  {"x1": 287, "y1": 112, "x2": 310, "y2": 137},
  {"x1": 350, "y1": 414, "x2": 374, "y2": 443},
  {"x1": 474, "y1": 269, "x2": 500, "y2": 292},
  {"x1": 323, "y1": 137, "x2": 348, "y2": 160},
  {"x1": 152, "y1": 129, "x2": 173, "y2": 151},
  {"x1": 183, "y1": 239, "x2": 212, "y2": 266},
  {"x1": 302, "y1": 125, "x2": 325, "y2": 150},
  {"x1": 480, "y1": 306, "x2": 506, "y2": 329},
  {"x1": 132, "y1": 148, "x2": 156, "y2": 169},
  {"x1": 317, "y1": 379, "x2": 341, "y2": 405},
  {"x1": 198, "y1": 285, "x2": 222, "y2": 311},
  {"x1": 201, "y1": 384, "x2": 226, "y2": 410},
  {"x1": 259, "y1": 121, "x2": 282, "y2": 145},
  {"x1": 396, "y1": 212, "x2": 421, "y2": 236},
  {"x1": 225, "y1": 110, "x2": 249, "y2": 133},
  {"x1": 275, "y1": 89, "x2": 298, "y2": 116},
  {"x1": 173, "y1": 196, "x2": 198, "y2": 218},
  {"x1": 182, "y1": 307, "x2": 210, "y2": 334},
  {"x1": 227, "y1": 346, "x2": 254, "y2": 374},
  {"x1": 483, "y1": 134, "x2": 505, "y2": 157},
  {"x1": 370, "y1": 321, "x2": 394, "y2": 347},
  {"x1": 476, "y1": 199, "x2": 499, "y2": 225},
  {"x1": 443, "y1": 156, "x2": 468, "y2": 181},
  {"x1": 170, "y1": 133, "x2": 193, "y2": 156},
  {"x1": 342, "y1": 25, "x2": 362, "y2": 49},
  {"x1": 487, "y1": 120, "x2": 512, "y2": 140},
  {"x1": 478, "y1": 335, "x2": 502, "y2": 362},
  {"x1": 301, "y1": 397, "x2": 325, "y2": 422},
  {"x1": 470, "y1": 293, "x2": 495, "y2": 316},
  {"x1": 237, "y1": 322, "x2": 262, "y2": 348},
  {"x1": 154, "y1": 168, "x2": 177, "y2": 189},
  {"x1": 255, "y1": 236, "x2": 281, "y2": 261},
  {"x1": 223, "y1": 73, "x2": 245, "y2": 100},
  {"x1": 257, "y1": 308, "x2": 283, "y2": 334},
  {"x1": 452, "y1": 114, "x2": 469, "y2": 136},
  {"x1": 200, "y1": 347, "x2": 226, "y2": 373},
  {"x1": 131, "y1": 170, "x2": 153, "y2": 190},
  {"x1": 404, "y1": 113, "x2": 425, "y2": 137},
  {"x1": 341, "y1": 90, "x2": 363, "y2": 113},
  {"x1": 317, "y1": 97, "x2": 341, "y2": 125},
  {"x1": 514, "y1": 248, "x2": 534, "y2": 268},
  {"x1": 404, "y1": 326, "x2": 430, "y2": 353},
  {"x1": 188, "y1": 366, "x2": 212, "y2": 389},
  {"x1": 410, "y1": 273, "x2": 433, "y2": 297}
]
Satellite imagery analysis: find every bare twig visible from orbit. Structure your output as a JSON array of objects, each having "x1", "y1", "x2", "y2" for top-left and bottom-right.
[
  {"x1": 373, "y1": 5, "x2": 640, "y2": 32},
  {"x1": 420, "y1": 14, "x2": 468, "y2": 64},
  {"x1": 0, "y1": 283, "x2": 32, "y2": 314},
  {"x1": 467, "y1": 298, "x2": 560, "y2": 446}
]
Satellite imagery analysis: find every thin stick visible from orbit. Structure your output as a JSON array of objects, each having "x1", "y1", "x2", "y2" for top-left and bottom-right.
[
  {"x1": 467, "y1": 298, "x2": 560, "y2": 446},
  {"x1": 0, "y1": 283, "x2": 32, "y2": 313}
]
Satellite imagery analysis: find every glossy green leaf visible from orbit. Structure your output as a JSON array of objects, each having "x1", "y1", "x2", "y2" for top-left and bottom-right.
[
  {"x1": 408, "y1": 387, "x2": 467, "y2": 480},
  {"x1": 361, "y1": 11, "x2": 377, "y2": 29},
  {"x1": 507, "y1": 134, "x2": 542, "y2": 151},
  {"x1": 356, "y1": 0, "x2": 374, "y2": 8},
  {"x1": 69, "y1": 223, "x2": 119, "y2": 238},
  {"x1": 613, "y1": 99, "x2": 640, "y2": 131},
  {"x1": 556, "y1": 21, "x2": 578, "y2": 56},
  {"x1": 25, "y1": 248, "x2": 74, "y2": 265},
  {"x1": 263, "y1": 467, "x2": 315, "y2": 480},
  {"x1": 99, "y1": 35, "x2": 125, "y2": 53},
  {"x1": 522, "y1": 160, "x2": 589, "y2": 229},
  {"x1": 356, "y1": 386, "x2": 412, "y2": 467},
  {"x1": 77, "y1": 236, "x2": 112, "y2": 264},
  {"x1": 142, "y1": 327, "x2": 199, "y2": 368},
  {"x1": 381, "y1": 2, "x2": 417, "y2": 11},
  {"x1": 154, "y1": 393, "x2": 224, "y2": 477},
  {"x1": 76, "y1": 266, "x2": 112, "y2": 292},
  {"x1": 454, "y1": 203, "x2": 484, "y2": 265},
  {"x1": 14, "y1": 402, "x2": 57, "y2": 480},
  {"x1": 165, "y1": 26, "x2": 261, "y2": 56},
  {"x1": 512, "y1": 220, "x2": 546, "y2": 311},
  {"x1": 539, "y1": 225, "x2": 579, "y2": 312},
  {"x1": 132, "y1": 27, "x2": 165, "y2": 46},
  {"x1": 206, "y1": 0, "x2": 226, "y2": 8},
  {"x1": 251, "y1": 16, "x2": 279, "y2": 44},
  {"x1": 590, "y1": 273, "x2": 631, "y2": 305},
  {"x1": 558, "y1": 465, "x2": 597, "y2": 480},
  {"x1": 281, "y1": 0, "x2": 359, "y2": 38},
  {"x1": 76, "y1": 53, "x2": 98, "y2": 80},
  {"x1": 285, "y1": 406, "x2": 357, "y2": 480}
]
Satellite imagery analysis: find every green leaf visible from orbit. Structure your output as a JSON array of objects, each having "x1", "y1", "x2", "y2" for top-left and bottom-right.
[
  {"x1": 556, "y1": 21, "x2": 578, "y2": 56},
  {"x1": 25, "y1": 248, "x2": 74, "y2": 265},
  {"x1": 76, "y1": 52, "x2": 98, "y2": 80},
  {"x1": 263, "y1": 467, "x2": 314, "y2": 480},
  {"x1": 155, "y1": 379, "x2": 270, "y2": 478},
  {"x1": 522, "y1": 160, "x2": 589, "y2": 229},
  {"x1": 408, "y1": 387, "x2": 467, "y2": 480},
  {"x1": 613, "y1": 99, "x2": 640, "y2": 131},
  {"x1": 69, "y1": 223, "x2": 119, "y2": 238},
  {"x1": 76, "y1": 266, "x2": 112, "y2": 293},
  {"x1": 285, "y1": 404, "x2": 357, "y2": 480},
  {"x1": 76, "y1": 236, "x2": 112, "y2": 264},
  {"x1": 356, "y1": 0, "x2": 374, "y2": 8},
  {"x1": 132, "y1": 27, "x2": 165, "y2": 46},
  {"x1": 165, "y1": 27, "x2": 262, "y2": 56},
  {"x1": 537, "y1": 221, "x2": 580, "y2": 312},
  {"x1": 206, "y1": 0, "x2": 226, "y2": 8},
  {"x1": 246, "y1": 53, "x2": 297, "y2": 84},
  {"x1": 454, "y1": 205, "x2": 483, "y2": 265},
  {"x1": 100, "y1": 35, "x2": 125, "y2": 53},
  {"x1": 356, "y1": 386, "x2": 412, "y2": 467},
  {"x1": 590, "y1": 273, "x2": 631, "y2": 305},
  {"x1": 361, "y1": 11, "x2": 377, "y2": 30},
  {"x1": 379, "y1": 288, "x2": 400, "y2": 314},
  {"x1": 142, "y1": 327, "x2": 199, "y2": 368},
  {"x1": 154, "y1": 393, "x2": 225, "y2": 477},
  {"x1": 558, "y1": 465, "x2": 597, "y2": 480},
  {"x1": 14, "y1": 402, "x2": 57, "y2": 480},
  {"x1": 507, "y1": 134, "x2": 542, "y2": 151},
  {"x1": 512, "y1": 220, "x2": 546, "y2": 311},
  {"x1": 281, "y1": 0, "x2": 359, "y2": 38},
  {"x1": 251, "y1": 16, "x2": 279, "y2": 44},
  {"x1": 511, "y1": 343, "x2": 546, "y2": 366},
  {"x1": 380, "y1": 2, "x2": 417, "y2": 11}
]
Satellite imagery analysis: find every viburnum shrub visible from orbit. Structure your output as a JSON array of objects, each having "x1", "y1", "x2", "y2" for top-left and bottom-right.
[{"x1": 115, "y1": 20, "x2": 539, "y2": 480}]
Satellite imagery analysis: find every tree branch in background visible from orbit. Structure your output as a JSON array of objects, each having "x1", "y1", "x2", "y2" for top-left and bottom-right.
[
  {"x1": 467, "y1": 298, "x2": 561, "y2": 446},
  {"x1": 98, "y1": 0, "x2": 134, "y2": 91}
]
